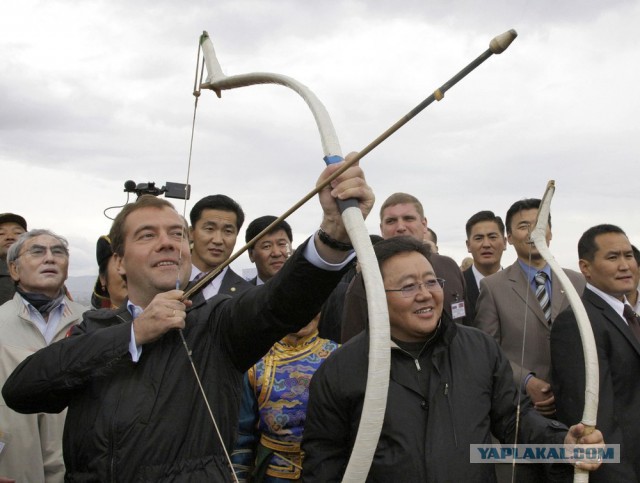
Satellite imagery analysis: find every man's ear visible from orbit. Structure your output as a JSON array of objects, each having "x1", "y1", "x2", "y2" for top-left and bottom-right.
[
  {"x1": 578, "y1": 258, "x2": 591, "y2": 280},
  {"x1": 8, "y1": 261, "x2": 19, "y2": 282},
  {"x1": 114, "y1": 253, "x2": 126, "y2": 277},
  {"x1": 465, "y1": 240, "x2": 471, "y2": 253},
  {"x1": 248, "y1": 249, "x2": 255, "y2": 263}
]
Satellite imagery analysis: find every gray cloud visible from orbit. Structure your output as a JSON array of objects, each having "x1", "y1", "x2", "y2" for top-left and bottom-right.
[{"x1": 1, "y1": 0, "x2": 638, "y2": 278}]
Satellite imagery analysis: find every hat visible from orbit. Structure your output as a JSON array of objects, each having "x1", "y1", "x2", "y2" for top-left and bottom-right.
[
  {"x1": 0, "y1": 213, "x2": 27, "y2": 230},
  {"x1": 92, "y1": 235, "x2": 114, "y2": 309},
  {"x1": 96, "y1": 235, "x2": 113, "y2": 269}
]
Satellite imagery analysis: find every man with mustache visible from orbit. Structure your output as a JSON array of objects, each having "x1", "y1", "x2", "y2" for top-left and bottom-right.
[{"x1": 303, "y1": 236, "x2": 603, "y2": 481}]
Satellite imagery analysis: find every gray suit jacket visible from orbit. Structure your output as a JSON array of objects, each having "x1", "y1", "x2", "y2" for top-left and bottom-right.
[{"x1": 474, "y1": 260, "x2": 585, "y2": 387}]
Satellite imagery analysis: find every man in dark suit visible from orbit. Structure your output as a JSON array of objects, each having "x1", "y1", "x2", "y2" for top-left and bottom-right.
[
  {"x1": 189, "y1": 194, "x2": 251, "y2": 298},
  {"x1": 463, "y1": 210, "x2": 507, "y2": 323},
  {"x1": 552, "y1": 224, "x2": 640, "y2": 481},
  {"x1": 244, "y1": 216, "x2": 293, "y2": 285}
]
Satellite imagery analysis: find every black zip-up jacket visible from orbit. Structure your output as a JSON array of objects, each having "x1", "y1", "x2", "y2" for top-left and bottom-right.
[
  {"x1": 3, "y1": 240, "x2": 346, "y2": 482},
  {"x1": 302, "y1": 315, "x2": 569, "y2": 482}
]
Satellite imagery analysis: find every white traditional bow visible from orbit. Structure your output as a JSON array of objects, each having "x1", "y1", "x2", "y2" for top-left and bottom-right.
[
  {"x1": 530, "y1": 180, "x2": 599, "y2": 483},
  {"x1": 190, "y1": 28, "x2": 518, "y2": 481},
  {"x1": 199, "y1": 31, "x2": 390, "y2": 481}
]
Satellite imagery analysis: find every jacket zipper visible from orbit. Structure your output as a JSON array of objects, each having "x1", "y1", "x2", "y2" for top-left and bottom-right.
[{"x1": 443, "y1": 382, "x2": 459, "y2": 448}]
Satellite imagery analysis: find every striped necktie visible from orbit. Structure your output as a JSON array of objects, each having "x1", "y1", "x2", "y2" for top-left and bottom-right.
[
  {"x1": 534, "y1": 271, "x2": 551, "y2": 324},
  {"x1": 623, "y1": 304, "x2": 640, "y2": 342}
]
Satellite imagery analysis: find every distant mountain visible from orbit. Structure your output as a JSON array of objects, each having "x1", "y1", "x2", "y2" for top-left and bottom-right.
[{"x1": 66, "y1": 275, "x2": 96, "y2": 307}]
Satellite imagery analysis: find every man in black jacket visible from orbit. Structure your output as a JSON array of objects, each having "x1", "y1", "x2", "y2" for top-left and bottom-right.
[
  {"x1": 303, "y1": 237, "x2": 603, "y2": 482},
  {"x1": 2, "y1": 157, "x2": 373, "y2": 482}
]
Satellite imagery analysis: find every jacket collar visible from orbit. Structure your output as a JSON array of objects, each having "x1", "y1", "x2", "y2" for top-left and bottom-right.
[{"x1": 389, "y1": 312, "x2": 457, "y2": 355}]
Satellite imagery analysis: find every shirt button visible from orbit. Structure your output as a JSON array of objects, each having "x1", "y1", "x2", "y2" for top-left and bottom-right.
[{"x1": 420, "y1": 400, "x2": 428, "y2": 410}]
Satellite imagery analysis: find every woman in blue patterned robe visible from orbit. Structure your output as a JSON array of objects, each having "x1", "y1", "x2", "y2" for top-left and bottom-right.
[{"x1": 231, "y1": 315, "x2": 339, "y2": 482}]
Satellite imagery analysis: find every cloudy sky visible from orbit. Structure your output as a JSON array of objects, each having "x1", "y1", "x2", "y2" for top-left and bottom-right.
[{"x1": 2, "y1": 0, "x2": 638, "y2": 279}]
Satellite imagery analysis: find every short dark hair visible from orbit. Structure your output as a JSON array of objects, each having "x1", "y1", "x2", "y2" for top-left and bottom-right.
[
  {"x1": 578, "y1": 224, "x2": 627, "y2": 261},
  {"x1": 465, "y1": 210, "x2": 505, "y2": 238},
  {"x1": 373, "y1": 236, "x2": 431, "y2": 271},
  {"x1": 245, "y1": 216, "x2": 293, "y2": 247},
  {"x1": 109, "y1": 196, "x2": 177, "y2": 257},
  {"x1": 189, "y1": 194, "x2": 245, "y2": 230},
  {"x1": 505, "y1": 198, "x2": 551, "y2": 234}
]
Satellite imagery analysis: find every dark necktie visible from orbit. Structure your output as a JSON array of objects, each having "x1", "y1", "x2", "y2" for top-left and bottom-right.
[
  {"x1": 534, "y1": 271, "x2": 551, "y2": 324},
  {"x1": 623, "y1": 304, "x2": 640, "y2": 342}
]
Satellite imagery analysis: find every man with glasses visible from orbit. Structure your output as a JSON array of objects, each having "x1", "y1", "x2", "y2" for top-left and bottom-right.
[
  {"x1": 302, "y1": 236, "x2": 603, "y2": 481},
  {"x1": 340, "y1": 192, "x2": 467, "y2": 343},
  {"x1": 0, "y1": 229, "x2": 87, "y2": 482}
]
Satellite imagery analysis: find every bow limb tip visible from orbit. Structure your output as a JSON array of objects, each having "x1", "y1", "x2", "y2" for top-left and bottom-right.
[{"x1": 489, "y1": 29, "x2": 518, "y2": 54}]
